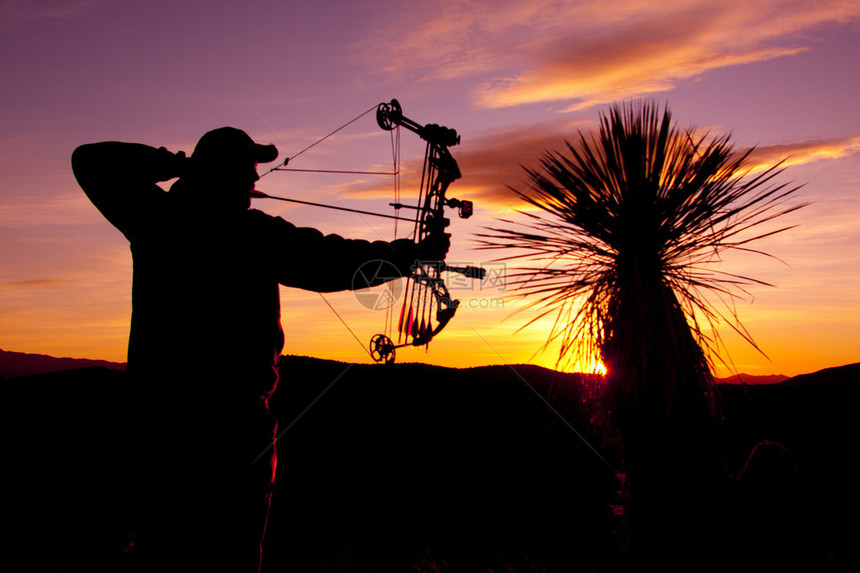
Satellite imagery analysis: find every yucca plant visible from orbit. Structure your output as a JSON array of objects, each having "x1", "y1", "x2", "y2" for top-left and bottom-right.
[
  {"x1": 480, "y1": 99, "x2": 805, "y2": 567},
  {"x1": 480, "y1": 100, "x2": 803, "y2": 428}
]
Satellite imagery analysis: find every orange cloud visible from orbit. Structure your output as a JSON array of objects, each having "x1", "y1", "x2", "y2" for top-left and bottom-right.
[
  {"x1": 360, "y1": 0, "x2": 860, "y2": 110},
  {"x1": 743, "y1": 137, "x2": 860, "y2": 171},
  {"x1": 0, "y1": 0, "x2": 106, "y2": 27},
  {"x1": 456, "y1": 122, "x2": 585, "y2": 206},
  {"x1": 475, "y1": 37, "x2": 802, "y2": 111},
  {"x1": 1, "y1": 279, "x2": 67, "y2": 288}
]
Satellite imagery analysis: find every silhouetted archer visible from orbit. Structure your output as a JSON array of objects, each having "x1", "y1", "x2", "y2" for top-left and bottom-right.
[{"x1": 72, "y1": 107, "x2": 457, "y2": 571}]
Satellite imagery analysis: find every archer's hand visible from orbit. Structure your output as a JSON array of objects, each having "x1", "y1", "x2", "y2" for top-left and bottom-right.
[
  {"x1": 418, "y1": 232, "x2": 451, "y2": 261},
  {"x1": 151, "y1": 147, "x2": 190, "y2": 182}
]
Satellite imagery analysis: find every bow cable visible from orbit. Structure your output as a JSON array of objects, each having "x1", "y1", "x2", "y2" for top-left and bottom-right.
[
  {"x1": 249, "y1": 190, "x2": 413, "y2": 223},
  {"x1": 259, "y1": 104, "x2": 380, "y2": 178}
]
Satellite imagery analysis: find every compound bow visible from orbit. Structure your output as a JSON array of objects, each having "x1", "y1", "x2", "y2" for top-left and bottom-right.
[{"x1": 256, "y1": 99, "x2": 485, "y2": 364}]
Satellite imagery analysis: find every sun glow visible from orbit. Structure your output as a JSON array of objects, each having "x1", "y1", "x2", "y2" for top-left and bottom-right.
[
  {"x1": 558, "y1": 357, "x2": 607, "y2": 376},
  {"x1": 590, "y1": 360, "x2": 608, "y2": 376}
]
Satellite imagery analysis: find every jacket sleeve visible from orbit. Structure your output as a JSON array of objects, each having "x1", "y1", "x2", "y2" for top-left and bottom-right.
[
  {"x1": 261, "y1": 213, "x2": 424, "y2": 293},
  {"x1": 71, "y1": 142, "x2": 185, "y2": 241}
]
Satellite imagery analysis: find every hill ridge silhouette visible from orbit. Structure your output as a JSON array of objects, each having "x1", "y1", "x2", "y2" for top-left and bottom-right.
[
  {"x1": 779, "y1": 362, "x2": 860, "y2": 386},
  {"x1": 0, "y1": 348, "x2": 125, "y2": 378},
  {"x1": 10, "y1": 347, "x2": 859, "y2": 385},
  {"x1": 715, "y1": 373, "x2": 789, "y2": 385}
]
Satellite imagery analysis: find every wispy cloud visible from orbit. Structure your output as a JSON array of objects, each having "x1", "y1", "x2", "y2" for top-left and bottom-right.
[
  {"x1": 361, "y1": 0, "x2": 860, "y2": 110},
  {"x1": 0, "y1": 0, "x2": 107, "y2": 27},
  {"x1": 744, "y1": 137, "x2": 860, "y2": 171},
  {"x1": 1, "y1": 278, "x2": 67, "y2": 288},
  {"x1": 0, "y1": 193, "x2": 101, "y2": 228},
  {"x1": 456, "y1": 121, "x2": 587, "y2": 205}
]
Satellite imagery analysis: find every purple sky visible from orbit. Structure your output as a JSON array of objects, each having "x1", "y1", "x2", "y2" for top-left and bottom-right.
[{"x1": 1, "y1": 0, "x2": 859, "y2": 375}]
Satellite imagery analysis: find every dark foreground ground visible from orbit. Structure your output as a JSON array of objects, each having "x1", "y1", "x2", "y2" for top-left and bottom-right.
[{"x1": 3, "y1": 357, "x2": 859, "y2": 571}]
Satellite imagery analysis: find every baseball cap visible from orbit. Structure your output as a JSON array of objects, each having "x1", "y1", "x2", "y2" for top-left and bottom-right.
[{"x1": 191, "y1": 127, "x2": 278, "y2": 165}]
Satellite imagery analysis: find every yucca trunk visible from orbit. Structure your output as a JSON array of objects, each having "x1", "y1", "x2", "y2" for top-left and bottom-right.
[
  {"x1": 601, "y1": 260, "x2": 726, "y2": 569},
  {"x1": 601, "y1": 272, "x2": 714, "y2": 437}
]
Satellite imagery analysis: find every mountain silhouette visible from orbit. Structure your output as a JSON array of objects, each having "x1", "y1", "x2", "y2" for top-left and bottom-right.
[
  {"x1": 780, "y1": 362, "x2": 860, "y2": 386},
  {"x1": 0, "y1": 348, "x2": 125, "y2": 378},
  {"x1": 716, "y1": 373, "x2": 790, "y2": 385}
]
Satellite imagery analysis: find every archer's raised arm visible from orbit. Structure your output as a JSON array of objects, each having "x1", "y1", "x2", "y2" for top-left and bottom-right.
[{"x1": 72, "y1": 142, "x2": 187, "y2": 240}]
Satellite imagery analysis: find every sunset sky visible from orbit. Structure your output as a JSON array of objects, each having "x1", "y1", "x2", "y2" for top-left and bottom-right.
[{"x1": 1, "y1": 0, "x2": 858, "y2": 377}]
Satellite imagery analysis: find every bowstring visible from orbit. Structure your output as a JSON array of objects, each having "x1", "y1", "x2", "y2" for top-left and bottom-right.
[
  {"x1": 260, "y1": 104, "x2": 380, "y2": 178},
  {"x1": 385, "y1": 125, "x2": 401, "y2": 346},
  {"x1": 317, "y1": 292, "x2": 371, "y2": 358},
  {"x1": 258, "y1": 102, "x2": 403, "y2": 362}
]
